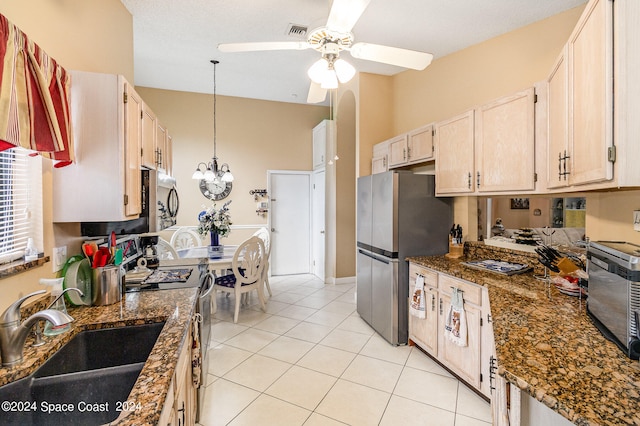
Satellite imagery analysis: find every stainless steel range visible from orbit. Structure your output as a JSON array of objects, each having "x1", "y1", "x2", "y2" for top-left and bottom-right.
[{"x1": 587, "y1": 241, "x2": 640, "y2": 359}]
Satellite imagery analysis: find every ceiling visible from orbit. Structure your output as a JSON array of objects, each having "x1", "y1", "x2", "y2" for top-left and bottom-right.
[{"x1": 120, "y1": 0, "x2": 586, "y2": 106}]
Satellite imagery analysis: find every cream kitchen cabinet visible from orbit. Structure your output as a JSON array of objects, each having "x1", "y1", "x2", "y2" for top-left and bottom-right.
[
  {"x1": 545, "y1": 0, "x2": 640, "y2": 192},
  {"x1": 52, "y1": 70, "x2": 143, "y2": 221},
  {"x1": 434, "y1": 110, "x2": 475, "y2": 195},
  {"x1": 156, "y1": 120, "x2": 173, "y2": 176},
  {"x1": 408, "y1": 262, "x2": 492, "y2": 398},
  {"x1": 386, "y1": 134, "x2": 409, "y2": 168},
  {"x1": 408, "y1": 264, "x2": 438, "y2": 355},
  {"x1": 141, "y1": 102, "x2": 157, "y2": 169},
  {"x1": 313, "y1": 120, "x2": 331, "y2": 170},
  {"x1": 371, "y1": 140, "x2": 389, "y2": 174},
  {"x1": 475, "y1": 88, "x2": 536, "y2": 193},
  {"x1": 387, "y1": 124, "x2": 435, "y2": 169},
  {"x1": 435, "y1": 87, "x2": 537, "y2": 196},
  {"x1": 158, "y1": 321, "x2": 196, "y2": 426}
]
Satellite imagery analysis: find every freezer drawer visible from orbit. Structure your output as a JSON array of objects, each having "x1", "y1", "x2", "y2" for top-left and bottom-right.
[{"x1": 357, "y1": 249, "x2": 400, "y2": 345}]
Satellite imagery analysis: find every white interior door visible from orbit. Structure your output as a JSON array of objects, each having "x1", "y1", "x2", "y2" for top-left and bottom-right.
[
  {"x1": 268, "y1": 171, "x2": 311, "y2": 275},
  {"x1": 312, "y1": 170, "x2": 325, "y2": 280}
]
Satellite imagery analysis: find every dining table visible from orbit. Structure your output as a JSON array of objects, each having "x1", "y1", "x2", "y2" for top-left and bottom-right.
[{"x1": 175, "y1": 245, "x2": 240, "y2": 276}]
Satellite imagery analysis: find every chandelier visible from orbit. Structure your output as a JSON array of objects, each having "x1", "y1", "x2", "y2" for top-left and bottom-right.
[{"x1": 192, "y1": 60, "x2": 234, "y2": 184}]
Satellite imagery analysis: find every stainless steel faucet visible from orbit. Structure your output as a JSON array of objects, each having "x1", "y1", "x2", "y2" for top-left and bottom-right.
[
  {"x1": 0, "y1": 290, "x2": 74, "y2": 367},
  {"x1": 32, "y1": 288, "x2": 84, "y2": 347}
]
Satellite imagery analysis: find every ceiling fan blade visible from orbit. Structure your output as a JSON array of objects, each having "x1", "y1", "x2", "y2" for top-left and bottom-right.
[
  {"x1": 349, "y1": 43, "x2": 433, "y2": 70},
  {"x1": 326, "y1": 0, "x2": 371, "y2": 33},
  {"x1": 307, "y1": 81, "x2": 327, "y2": 104},
  {"x1": 218, "y1": 41, "x2": 310, "y2": 53}
]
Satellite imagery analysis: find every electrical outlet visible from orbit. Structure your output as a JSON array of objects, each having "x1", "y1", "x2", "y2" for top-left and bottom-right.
[
  {"x1": 52, "y1": 246, "x2": 67, "y2": 272},
  {"x1": 634, "y1": 211, "x2": 640, "y2": 232}
]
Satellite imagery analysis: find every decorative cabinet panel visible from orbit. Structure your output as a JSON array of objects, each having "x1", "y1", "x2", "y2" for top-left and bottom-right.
[
  {"x1": 407, "y1": 124, "x2": 435, "y2": 164},
  {"x1": 408, "y1": 264, "x2": 438, "y2": 355},
  {"x1": 434, "y1": 110, "x2": 475, "y2": 195},
  {"x1": 53, "y1": 71, "x2": 142, "y2": 222}
]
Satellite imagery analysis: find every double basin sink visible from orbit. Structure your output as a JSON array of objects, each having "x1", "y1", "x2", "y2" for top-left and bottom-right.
[{"x1": 0, "y1": 322, "x2": 165, "y2": 425}]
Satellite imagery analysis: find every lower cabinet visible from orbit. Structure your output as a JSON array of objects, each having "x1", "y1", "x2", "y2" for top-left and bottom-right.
[
  {"x1": 408, "y1": 263, "x2": 493, "y2": 399},
  {"x1": 158, "y1": 321, "x2": 197, "y2": 426}
]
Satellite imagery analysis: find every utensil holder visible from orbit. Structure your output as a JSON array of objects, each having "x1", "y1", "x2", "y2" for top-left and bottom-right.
[
  {"x1": 91, "y1": 265, "x2": 122, "y2": 306},
  {"x1": 446, "y1": 238, "x2": 464, "y2": 259}
]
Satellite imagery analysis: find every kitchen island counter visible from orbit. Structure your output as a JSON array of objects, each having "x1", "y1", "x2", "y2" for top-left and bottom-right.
[
  {"x1": 0, "y1": 287, "x2": 198, "y2": 425},
  {"x1": 408, "y1": 250, "x2": 640, "y2": 426}
]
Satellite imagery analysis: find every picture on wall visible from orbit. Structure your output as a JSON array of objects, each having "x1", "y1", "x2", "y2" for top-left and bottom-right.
[{"x1": 510, "y1": 198, "x2": 529, "y2": 210}]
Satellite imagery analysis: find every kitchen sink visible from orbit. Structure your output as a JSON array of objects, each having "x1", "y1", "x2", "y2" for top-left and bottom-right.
[{"x1": 0, "y1": 322, "x2": 165, "y2": 425}]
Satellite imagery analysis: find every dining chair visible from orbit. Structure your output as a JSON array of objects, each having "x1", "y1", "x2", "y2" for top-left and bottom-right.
[
  {"x1": 212, "y1": 236, "x2": 266, "y2": 323},
  {"x1": 170, "y1": 227, "x2": 203, "y2": 250},
  {"x1": 157, "y1": 237, "x2": 179, "y2": 260},
  {"x1": 252, "y1": 227, "x2": 272, "y2": 297}
]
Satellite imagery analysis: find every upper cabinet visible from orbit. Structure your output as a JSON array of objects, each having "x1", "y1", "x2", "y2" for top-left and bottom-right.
[
  {"x1": 387, "y1": 124, "x2": 435, "y2": 169},
  {"x1": 156, "y1": 120, "x2": 173, "y2": 176},
  {"x1": 434, "y1": 110, "x2": 475, "y2": 194},
  {"x1": 53, "y1": 71, "x2": 142, "y2": 222},
  {"x1": 435, "y1": 88, "x2": 537, "y2": 196},
  {"x1": 313, "y1": 119, "x2": 331, "y2": 170},
  {"x1": 371, "y1": 139, "x2": 389, "y2": 174},
  {"x1": 545, "y1": 0, "x2": 640, "y2": 191},
  {"x1": 475, "y1": 88, "x2": 536, "y2": 193},
  {"x1": 141, "y1": 102, "x2": 157, "y2": 169}
]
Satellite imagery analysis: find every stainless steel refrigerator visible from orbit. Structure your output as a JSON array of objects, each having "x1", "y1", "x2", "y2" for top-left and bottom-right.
[{"x1": 356, "y1": 171, "x2": 452, "y2": 345}]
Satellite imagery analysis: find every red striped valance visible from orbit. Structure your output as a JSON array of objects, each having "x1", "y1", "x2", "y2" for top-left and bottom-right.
[{"x1": 0, "y1": 13, "x2": 73, "y2": 167}]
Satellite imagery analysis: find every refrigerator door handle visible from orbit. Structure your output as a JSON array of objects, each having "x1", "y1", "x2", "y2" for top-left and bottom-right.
[{"x1": 358, "y1": 249, "x2": 390, "y2": 264}]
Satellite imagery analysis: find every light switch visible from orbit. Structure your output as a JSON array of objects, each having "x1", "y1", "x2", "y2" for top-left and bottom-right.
[{"x1": 634, "y1": 210, "x2": 640, "y2": 232}]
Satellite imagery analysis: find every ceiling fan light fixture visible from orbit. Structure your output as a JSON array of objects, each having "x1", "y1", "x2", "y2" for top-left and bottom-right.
[
  {"x1": 320, "y1": 70, "x2": 338, "y2": 89},
  {"x1": 334, "y1": 58, "x2": 355, "y2": 83},
  {"x1": 308, "y1": 58, "x2": 329, "y2": 84}
]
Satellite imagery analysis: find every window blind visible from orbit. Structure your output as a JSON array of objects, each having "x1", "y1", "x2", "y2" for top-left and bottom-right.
[{"x1": 0, "y1": 148, "x2": 43, "y2": 265}]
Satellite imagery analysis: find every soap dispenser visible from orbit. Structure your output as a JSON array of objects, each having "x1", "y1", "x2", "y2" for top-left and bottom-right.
[{"x1": 39, "y1": 278, "x2": 72, "y2": 336}]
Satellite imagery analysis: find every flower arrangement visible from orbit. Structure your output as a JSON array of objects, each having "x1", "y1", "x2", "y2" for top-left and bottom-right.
[{"x1": 197, "y1": 200, "x2": 232, "y2": 238}]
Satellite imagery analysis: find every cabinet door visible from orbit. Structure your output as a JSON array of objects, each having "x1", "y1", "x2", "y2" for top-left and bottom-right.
[
  {"x1": 547, "y1": 47, "x2": 570, "y2": 189},
  {"x1": 313, "y1": 120, "x2": 328, "y2": 169},
  {"x1": 409, "y1": 285, "x2": 439, "y2": 355},
  {"x1": 408, "y1": 124, "x2": 434, "y2": 164},
  {"x1": 475, "y1": 88, "x2": 536, "y2": 192},
  {"x1": 156, "y1": 121, "x2": 167, "y2": 171},
  {"x1": 124, "y1": 84, "x2": 142, "y2": 217},
  {"x1": 165, "y1": 131, "x2": 173, "y2": 176},
  {"x1": 387, "y1": 134, "x2": 408, "y2": 168},
  {"x1": 434, "y1": 110, "x2": 475, "y2": 194},
  {"x1": 141, "y1": 103, "x2": 157, "y2": 169},
  {"x1": 371, "y1": 155, "x2": 387, "y2": 174},
  {"x1": 568, "y1": 0, "x2": 613, "y2": 186},
  {"x1": 439, "y1": 294, "x2": 481, "y2": 389}
]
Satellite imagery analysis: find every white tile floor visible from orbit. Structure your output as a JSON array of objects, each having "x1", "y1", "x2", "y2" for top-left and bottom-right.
[{"x1": 198, "y1": 274, "x2": 491, "y2": 426}]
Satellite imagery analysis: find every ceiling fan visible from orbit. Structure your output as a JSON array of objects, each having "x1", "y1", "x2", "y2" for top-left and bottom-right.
[{"x1": 218, "y1": 0, "x2": 433, "y2": 103}]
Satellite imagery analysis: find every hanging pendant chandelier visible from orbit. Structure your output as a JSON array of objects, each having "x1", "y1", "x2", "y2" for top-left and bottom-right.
[{"x1": 192, "y1": 60, "x2": 234, "y2": 200}]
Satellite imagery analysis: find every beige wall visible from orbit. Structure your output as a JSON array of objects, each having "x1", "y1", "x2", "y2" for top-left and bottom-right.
[
  {"x1": 137, "y1": 87, "x2": 329, "y2": 245},
  {"x1": 391, "y1": 6, "x2": 585, "y2": 134},
  {"x1": 356, "y1": 5, "x2": 586, "y2": 244},
  {"x1": 0, "y1": 0, "x2": 133, "y2": 312},
  {"x1": 586, "y1": 191, "x2": 640, "y2": 245}
]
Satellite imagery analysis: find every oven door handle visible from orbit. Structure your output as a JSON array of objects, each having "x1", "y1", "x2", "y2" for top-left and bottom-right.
[{"x1": 199, "y1": 272, "x2": 215, "y2": 299}]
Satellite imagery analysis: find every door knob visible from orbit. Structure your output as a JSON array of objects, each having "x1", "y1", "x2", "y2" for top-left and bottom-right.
[
  {"x1": 271, "y1": 228, "x2": 275, "y2": 232},
  {"x1": 320, "y1": 230, "x2": 325, "y2": 234}
]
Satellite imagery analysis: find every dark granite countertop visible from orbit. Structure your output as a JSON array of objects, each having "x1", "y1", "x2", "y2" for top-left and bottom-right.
[
  {"x1": 0, "y1": 287, "x2": 198, "y2": 426},
  {"x1": 408, "y1": 243, "x2": 640, "y2": 426}
]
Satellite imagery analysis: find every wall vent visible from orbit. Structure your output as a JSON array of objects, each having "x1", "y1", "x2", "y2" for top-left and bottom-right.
[{"x1": 286, "y1": 24, "x2": 308, "y2": 38}]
